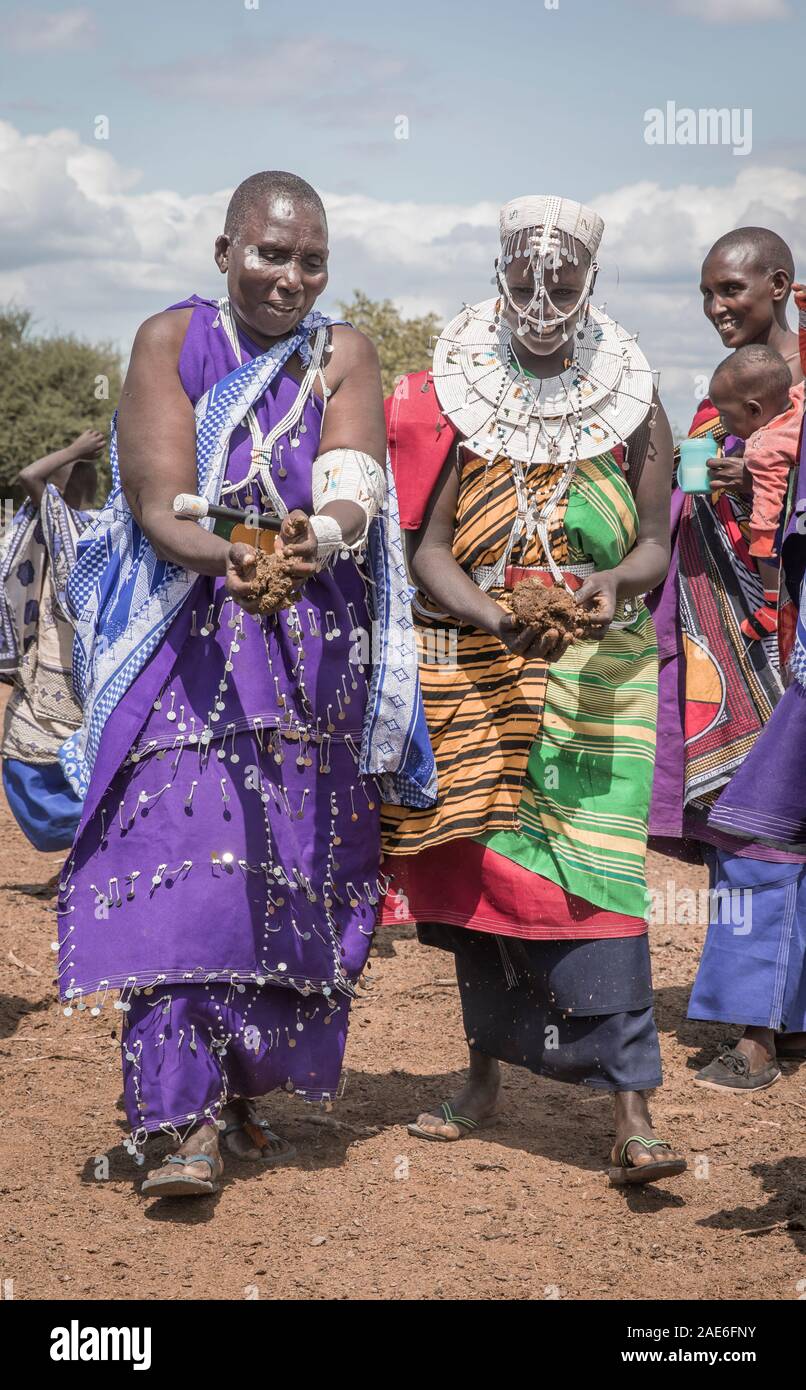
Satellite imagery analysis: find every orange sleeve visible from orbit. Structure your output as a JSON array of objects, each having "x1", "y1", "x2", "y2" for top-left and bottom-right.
[{"x1": 744, "y1": 391, "x2": 804, "y2": 556}]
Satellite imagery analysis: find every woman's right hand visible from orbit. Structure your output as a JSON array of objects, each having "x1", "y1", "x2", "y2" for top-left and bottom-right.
[
  {"x1": 495, "y1": 608, "x2": 575, "y2": 663},
  {"x1": 225, "y1": 542, "x2": 261, "y2": 615},
  {"x1": 274, "y1": 509, "x2": 318, "y2": 586}
]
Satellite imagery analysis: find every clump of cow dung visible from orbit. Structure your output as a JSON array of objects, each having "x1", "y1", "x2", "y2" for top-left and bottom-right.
[
  {"x1": 247, "y1": 551, "x2": 297, "y2": 614},
  {"x1": 508, "y1": 578, "x2": 597, "y2": 640},
  {"x1": 245, "y1": 515, "x2": 307, "y2": 615}
]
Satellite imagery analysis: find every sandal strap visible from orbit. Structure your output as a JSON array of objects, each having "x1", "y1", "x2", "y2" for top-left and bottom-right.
[
  {"x1": 166, "y1": 1153, "x2": 216, "y2": 1171},
  {"x1": 222, "y1": 1118, "x2": 282, "y2": 1146},
  {"x1": 243, "y1": 1119, "x2": 279, "y2": 1150},
  {"x1": 619, "y1": 1135, "x2": 669, "y2": 1168},
  {"x1": 440, "y1": 1102, "x2": 478, "y2": 1132}
]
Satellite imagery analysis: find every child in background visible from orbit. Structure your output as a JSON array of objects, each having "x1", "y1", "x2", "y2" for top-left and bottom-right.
[
  {"x1": 709, "y1": 345, "x2": 805, "y2": 640},
  {"x1": 0, "y1": 429, "x2": 102, "y2": 864}
]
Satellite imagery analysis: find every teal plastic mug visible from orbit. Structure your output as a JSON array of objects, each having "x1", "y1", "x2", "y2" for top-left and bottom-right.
[{"x1": 678, "y1": 436, "x2": 714, "y2": 493}]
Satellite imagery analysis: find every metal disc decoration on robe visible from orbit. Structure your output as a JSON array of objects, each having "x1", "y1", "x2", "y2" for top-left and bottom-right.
[{"x1": 431, "y1": 298, "x2": 654, "y2": 465}]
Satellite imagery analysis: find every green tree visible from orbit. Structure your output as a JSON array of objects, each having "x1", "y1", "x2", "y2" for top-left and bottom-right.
[
  {"x1": 0, "y1": 305, "x2": 121, "y2": 504},
  {"x1": 337, "y1": 291, "x2": 442, "y2": 397}
]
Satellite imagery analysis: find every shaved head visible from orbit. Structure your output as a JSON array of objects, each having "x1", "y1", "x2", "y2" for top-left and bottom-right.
[
  {"x1": 215, "y1": 170, "x2": 329, "y2": 346},
  {"x1": 711, "y1": 343, "x2": 792, "y2": 402},
  {"x1": 224, "y1": 171, "x2": 326, "y2": 245},
  {"x1": 704, "y1": 227, "x2": 794, "y2": 282}
]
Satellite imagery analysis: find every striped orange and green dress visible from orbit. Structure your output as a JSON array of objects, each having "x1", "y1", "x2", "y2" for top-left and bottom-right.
[{"x1": 382, "y1": 444, "x2": 658, "y2": 940}]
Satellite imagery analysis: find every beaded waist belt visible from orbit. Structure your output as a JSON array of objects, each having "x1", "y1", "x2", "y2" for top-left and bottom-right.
[{"x1": 471, "y1": 562, "x2": 595, "y2": 592}]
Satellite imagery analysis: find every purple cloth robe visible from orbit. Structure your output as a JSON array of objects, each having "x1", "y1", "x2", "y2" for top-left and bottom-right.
[
  {"x1": 709, "y1": 425, "x2": 806, "y2": 851},
  {"x1": 57, "y1": 297, "x2": 381, "y2": 1139}
]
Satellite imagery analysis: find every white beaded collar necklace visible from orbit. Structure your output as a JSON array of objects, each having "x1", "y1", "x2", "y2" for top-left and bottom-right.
[{"x1": 431, "y1": 297, "x2": 655, "y2": 468}]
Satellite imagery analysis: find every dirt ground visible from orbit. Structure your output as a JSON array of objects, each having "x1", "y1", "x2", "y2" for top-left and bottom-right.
[{"x1": 1, "y1": 764, "x2": 805, "y2": 1302}]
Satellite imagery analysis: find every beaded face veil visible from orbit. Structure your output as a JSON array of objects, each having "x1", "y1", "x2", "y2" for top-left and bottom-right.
[
  {"x1": 496, "y1": 195, "x2": 603, "y2": 341},
  {"x1": 431, "y1": 194, "x2": 655, "y2": 468}
]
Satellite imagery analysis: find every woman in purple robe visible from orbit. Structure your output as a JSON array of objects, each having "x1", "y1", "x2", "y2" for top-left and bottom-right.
[{"x1": 56, "y1": 172, "x2": 391, "y2": 1197}]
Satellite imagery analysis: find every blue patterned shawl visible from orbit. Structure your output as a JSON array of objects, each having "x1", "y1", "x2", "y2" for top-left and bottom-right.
[{"x1": 59, "y1": 311, "x2": 436, "y2": 808}]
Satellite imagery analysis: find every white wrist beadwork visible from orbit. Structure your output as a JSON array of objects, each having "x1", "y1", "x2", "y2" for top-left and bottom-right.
[{"x1": 309, "y1": 513, "x2": 344, "y2": 564}]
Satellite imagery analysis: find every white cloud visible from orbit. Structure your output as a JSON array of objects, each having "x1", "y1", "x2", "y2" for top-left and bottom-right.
[
  {"x1": 7, "y1": 6, "x2": 96, "y2": 51},
  {"x1": 1, "y1": 119, "x2": 805, "y2": 432},
  {"x1": 668, "y1": 0, "x2": 792, "y2": 20}
]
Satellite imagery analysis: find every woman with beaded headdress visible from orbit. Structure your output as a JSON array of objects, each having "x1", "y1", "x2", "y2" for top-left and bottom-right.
[
  {"x1": 53, "y1": 171, "x2": 433, "y2": 1198},
  {"x1": 382, "y1": 194, "x2": 687, "y2": 1185}
]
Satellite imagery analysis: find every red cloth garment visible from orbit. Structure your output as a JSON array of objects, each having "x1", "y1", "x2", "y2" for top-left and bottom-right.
[
  {"x1": 380, "y1": 841, "x2": 647, "y2": 941},
  {"x1": 385, "y1": 371, "x2": 457, "y2": 530},
  {"x1": 795, "y1": 286, "x2": 806, "y2": 379},
  {"x1": 690, "y1": 398, "x2": 721, "y2": 435}
]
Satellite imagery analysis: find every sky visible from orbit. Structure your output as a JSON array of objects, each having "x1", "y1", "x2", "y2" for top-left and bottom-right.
[{"x1": 1, "y1": 0, "x2": 805, "y2": 431}]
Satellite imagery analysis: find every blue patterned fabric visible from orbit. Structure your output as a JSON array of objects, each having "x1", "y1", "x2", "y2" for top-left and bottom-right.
[
  {"x1": 59, "y1": 312, "x2": 436, "y2": 807},
  {"x1": 0, "y1": 500, "x2": 40, "y2": 676},
  {"x1": 360, "y1": 463, "x2": 437, "y2": 807},
  {"x1": 790, "y1": 548, "x2": 806, "y2": 686},
  {"x1": 0, "y1": 490, "x2": 92, "y2": 679}
]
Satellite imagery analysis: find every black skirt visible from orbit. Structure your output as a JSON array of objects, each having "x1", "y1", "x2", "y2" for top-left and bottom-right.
[{"x1": 417, "y1": 923, "x2": 662, "y2": 1092}]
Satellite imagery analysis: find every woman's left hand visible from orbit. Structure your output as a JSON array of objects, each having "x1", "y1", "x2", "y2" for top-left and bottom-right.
[
  {"x1": 706, "y1": 453, "x2": 751, "y2": 495},
  {"x1": 275, "y1": 509, "x2": 318, "y2": 584},
  {"x1": 574, "y1": 570, "x2": 619, "y2": 639}
]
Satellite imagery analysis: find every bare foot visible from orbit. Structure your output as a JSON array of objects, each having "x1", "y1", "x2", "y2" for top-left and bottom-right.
[{"x1": 28, "y1": 870, "x2": 60, "y2": 898}]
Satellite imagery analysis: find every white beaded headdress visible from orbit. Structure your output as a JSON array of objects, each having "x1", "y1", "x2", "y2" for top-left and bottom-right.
[{"x1": 499, "y1": 195, "x2": 604, "y2": 254}]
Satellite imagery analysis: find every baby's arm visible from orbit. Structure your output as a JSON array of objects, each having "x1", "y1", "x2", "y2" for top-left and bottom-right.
[
  {"x1": 744, "y1": 427, "x2": 801, "y2": 558},
  {"x1": 740, "y1": 418, "x2": 802, "y2": 640}
]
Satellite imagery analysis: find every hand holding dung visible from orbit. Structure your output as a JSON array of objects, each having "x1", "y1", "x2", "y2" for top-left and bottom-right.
[
  {"x1": 237, "y1": 511, "x2": 316, "y2": 616},
  {"x1": 225, "y1": 542, "x2": 264, "y2": 615},
  {"x1": 275, "y1": 509, "x2": 318, "y2": 576},
  {"x1": 500, "y1": 574, "x2": 613, "y2": 659},
  {"x1": 572, "y1": 571, "x2": 618, "y2": 639}
]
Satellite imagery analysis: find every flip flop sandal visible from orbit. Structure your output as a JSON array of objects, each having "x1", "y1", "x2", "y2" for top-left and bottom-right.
[
  {"x1": 140, "y1": 1152, "x2": 220, "y2": 1198},
  {"x1": 608, "y1": 1135, "x2": 687, "y2": 1187},
  {"x1": 221, "y1": 1118, "x2": 296, "y2": 1166},
  {"x1": 407, "y1": 1101, "x2": 499, "y2": 1143}
]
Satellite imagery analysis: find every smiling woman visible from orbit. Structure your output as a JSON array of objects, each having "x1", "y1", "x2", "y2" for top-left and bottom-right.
[
  {"x1": 649, "y1": 223, "x2": 806, "y2": 1092},
  {"x1": 54, "y1": 169, "x2": 429, "y2": 1201}
]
